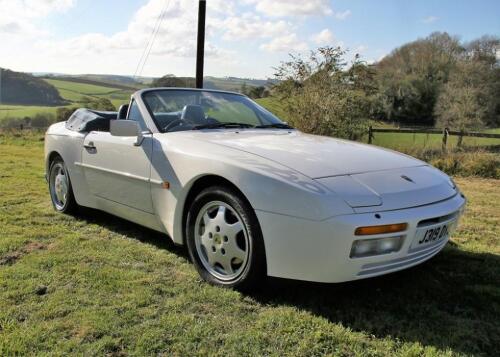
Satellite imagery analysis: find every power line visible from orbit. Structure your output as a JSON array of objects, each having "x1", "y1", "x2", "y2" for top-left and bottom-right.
[
  {"x1": 133, "y1": 0, "x2": 167, "y2": 78},
  {"x1": 138, "y1": 0, "x2": 170, "y2": 77},
  {"x1": 133, "y1": 0, "x2": 170, "y2": 79}
]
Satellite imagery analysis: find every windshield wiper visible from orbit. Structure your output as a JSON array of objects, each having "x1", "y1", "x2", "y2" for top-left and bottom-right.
[
  {"x1": 254, "y1": 123, "x2": 294, "y2": 129},
  {"x1": 193, "y1": 122, "x2": 254, "y2": 130}
]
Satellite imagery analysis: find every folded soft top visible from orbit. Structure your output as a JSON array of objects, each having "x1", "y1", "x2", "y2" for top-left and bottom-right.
[{"x1": 65, "y1": 108, "x2": 117, "y2": 132}]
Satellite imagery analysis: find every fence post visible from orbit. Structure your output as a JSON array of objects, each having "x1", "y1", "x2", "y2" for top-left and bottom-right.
[
  {"x1": 442, "y1": 127, "x2": 449, "y2": 153},
  {"x1": 457, "y1": 130, "x2": 464, "y2": 147},
  {"x1": 368, "y1": 126, "x2": 373, "y2": 144}
]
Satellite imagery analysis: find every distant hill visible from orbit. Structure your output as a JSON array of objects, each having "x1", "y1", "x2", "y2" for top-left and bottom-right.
[
  {"x1": 41, "y1": 75, "x2": 142, "y2": 91},
  {"x1": 0, "y1": 68, "x2": 65, "y2": 106},
  {"x1": 34, "y1": 72, "x2": 276, "y2": 93},
  {"x1": 150, "y1": 75, "x2": 276, "y2": 92},
  {"x1": 206, "y1": 76, "x2": 276, "y2": 91}
]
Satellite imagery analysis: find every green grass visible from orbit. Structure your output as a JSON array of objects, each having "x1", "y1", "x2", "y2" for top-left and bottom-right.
[
  {"x1": 256, "y1": 97, "x2": 289, "y2": 121},
  {"x1": 256, "y1": 97, "x2": 499, "y2": 150},
  {"x1": 0, "y1": 79, "x2": 132, "y2": 124},
  {"x1": 371, "y1": 132, "x2": 500, "y2": 150},
  {"x1": 0, "y1": 131, "x2": 499, "y2": 355},
  {"x1": 0, "y1": 105, "x2": 62, "y2": 121},
  {"x1": 43, "y1": 79, "x2": 125, "y2": 96},
  {"x1": 485, "y1": 128, "x2": 500, "y2": 134},
  {"x1": 44, "y1": 78, "x2": 132, "y2": 109}
]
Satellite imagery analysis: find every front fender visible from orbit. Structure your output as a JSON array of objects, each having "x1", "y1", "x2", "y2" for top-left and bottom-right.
[{"x1": 149, "y1": 135, "x2": 353, "y2": 244}]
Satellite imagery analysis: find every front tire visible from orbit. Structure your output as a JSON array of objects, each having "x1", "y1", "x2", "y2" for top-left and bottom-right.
[
  {"x1": 186, "y1": 186, "x2": 266, "y2": 291},
  {"x1": 48, "y1": 157, "x2": 78, "y2": 214}
]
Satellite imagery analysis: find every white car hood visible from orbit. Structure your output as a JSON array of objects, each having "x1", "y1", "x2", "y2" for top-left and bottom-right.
[
  {"x1": 317, "y1": 166, "x2": 457, "y2": 211},
  {"x1": 199, "y1": 130, "x2": 423, "y2": 178},
  {"x1": 191, "y1": 130, "x2": 456, "y2": 211}
]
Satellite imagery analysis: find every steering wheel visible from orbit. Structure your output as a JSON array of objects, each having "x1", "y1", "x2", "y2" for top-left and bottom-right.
[{"x1": 163, "y1": 119, "x2": 186, "y2": 132}]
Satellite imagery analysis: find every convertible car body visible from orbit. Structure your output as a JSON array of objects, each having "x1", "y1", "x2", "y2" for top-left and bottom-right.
[{"x1": 45, "y1": 88, "x2": 466, "y2": 289}]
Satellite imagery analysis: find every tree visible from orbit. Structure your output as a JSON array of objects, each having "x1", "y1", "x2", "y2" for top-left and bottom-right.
[
  {"x1": 56, "y1": 107, "x2": 77, "y2": 122},
  {"x1": 80, "y1": 97, "x2": 116, "y2": 111},
  {"x1": 435, "y1": 60, "x2": 497, "y2": 144},
  {"x1": 374, "y1": 32, "x2": 463, "y2": 125},
  {"x1": 248, "y1": 86, "x2": 268, "y2": 99},
  {"x1": 240, "y1": 82, "x2": 248, "y2": 95},
  {"x1": 31, "y1": 113, "x2": 56, "y2": 128},
  {"x1": 0, "y1": 68, "x2": 66, "y2": 106},
  {"x1": 152, "y1": 75, "x2": 196, "y2": 88},
  {"x1": 465, "y1": 35, "x2": 500, "y2": 67},
  {"x1": 273, "y1": 47, "x2": 372, "y2": 139}
]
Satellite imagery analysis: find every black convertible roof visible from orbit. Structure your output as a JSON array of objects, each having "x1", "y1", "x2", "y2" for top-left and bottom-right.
[{"x1": 65, "y1": 108, "x2": 117, "y2": 132}]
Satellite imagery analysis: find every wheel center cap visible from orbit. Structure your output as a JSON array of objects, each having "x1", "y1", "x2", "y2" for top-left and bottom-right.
[{"x1": 214, "y1": 234, "x2": 221, "y2": 244}]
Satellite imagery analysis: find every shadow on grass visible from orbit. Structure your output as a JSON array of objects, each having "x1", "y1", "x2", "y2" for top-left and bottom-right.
[
  {"x1": 252, "y1": 245, "x2": 500, "y2": 356},
  {"x1": 74, "y1": 207, "x2": 188, "y2": 260},
  {"x1": 74, "y1": 208, "x2": 499, "y2": 356}
]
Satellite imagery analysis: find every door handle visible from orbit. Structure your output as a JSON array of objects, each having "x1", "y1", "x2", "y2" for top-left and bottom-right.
[{"x1": 84, "y1": 141, "x2": 96, "y2": 150}]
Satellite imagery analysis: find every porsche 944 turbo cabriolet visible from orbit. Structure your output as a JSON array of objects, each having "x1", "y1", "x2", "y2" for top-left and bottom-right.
[{"x1": 45, "y1": 88, "x2": 466, "y2": 289}]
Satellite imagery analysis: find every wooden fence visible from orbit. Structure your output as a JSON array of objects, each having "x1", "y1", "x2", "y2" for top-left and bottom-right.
[{"x1": 367, "y1": 126, "x2": 500, "y2": 151}]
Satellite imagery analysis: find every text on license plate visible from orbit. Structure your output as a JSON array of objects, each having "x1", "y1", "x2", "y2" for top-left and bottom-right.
[{"x1": 418, "y1": 224, "x2": 449, "y2": 245}]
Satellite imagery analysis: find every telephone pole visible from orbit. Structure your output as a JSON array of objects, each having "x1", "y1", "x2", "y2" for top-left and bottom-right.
[{"x1": 195, "y1": 0, "x2": 206, "y2": 89}]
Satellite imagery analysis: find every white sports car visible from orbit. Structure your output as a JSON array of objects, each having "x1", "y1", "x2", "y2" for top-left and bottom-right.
[{"x1": 45, "y1": 88, "x2": 466, "y2": 290}]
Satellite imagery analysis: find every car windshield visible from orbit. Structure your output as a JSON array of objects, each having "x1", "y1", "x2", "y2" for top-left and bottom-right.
[{"x1": 142, "y1": 89, "x2": 289, "y2": 133}]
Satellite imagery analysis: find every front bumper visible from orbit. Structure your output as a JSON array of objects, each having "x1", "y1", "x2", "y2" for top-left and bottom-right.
[{"x1": 256, "y1": 192, "x2": 466, "y2": 283}]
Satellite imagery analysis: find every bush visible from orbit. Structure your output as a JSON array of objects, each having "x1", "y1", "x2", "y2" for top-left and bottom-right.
[
  {"x1": 0, "y1": 113, "x2": 56, "y2": 130},
  {"x1": 80, "y1": 97, "x2": 116, "y2": 111},
  {"x1": 399, "y1": 146, "x2": 500, "y2": 179},
  {"x1": 430, "y1": 151, "x2": 499, "y2": 178},
  {"x1": 56, "y1": 107, "x2": 77, "y2": 122},
  {"x1": 273, "y1": 47, "x2": 373, "y2": 140},
  {"x1": 31, "y1": 113, "x2": 56, "y2": 128}
]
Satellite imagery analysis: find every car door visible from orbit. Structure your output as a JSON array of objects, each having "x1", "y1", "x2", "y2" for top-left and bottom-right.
[{"x1": 81, "y1": 100, "x2": 154, "y2": 213}]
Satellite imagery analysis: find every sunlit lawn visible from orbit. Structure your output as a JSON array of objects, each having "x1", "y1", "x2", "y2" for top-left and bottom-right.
[{"x1": 0, "y1": 131, "x2": 498, "y2": 355}]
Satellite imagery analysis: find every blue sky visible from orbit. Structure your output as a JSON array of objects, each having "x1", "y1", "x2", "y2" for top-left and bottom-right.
[{"x1": 1, "y1": 0, "x2": 499, "y2": 78}]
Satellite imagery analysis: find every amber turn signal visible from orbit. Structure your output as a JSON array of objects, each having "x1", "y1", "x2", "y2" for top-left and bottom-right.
[{"x1": 355, "y1": 223, "x2": 408, "y2": 236}]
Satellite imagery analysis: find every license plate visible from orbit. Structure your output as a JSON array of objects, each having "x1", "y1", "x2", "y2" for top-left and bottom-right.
[{"x1": 411, "y1": 221, "x2": 456, "y2": 249}]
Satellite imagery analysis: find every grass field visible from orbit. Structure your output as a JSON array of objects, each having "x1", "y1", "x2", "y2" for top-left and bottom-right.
[
  {"x1": 371, "y1": 132, "x2": 500, "y2": 151},
  {"x1": 0, "y1": 79, "x2": 132, "y2": 122},
  {"x1": 44, "y1": 78, "x2": 132, "y2": 108},
  {"x1": 255, "y1": 98, "x2": 500, "y2": 150},
  {"x1": 0, "y1": 131, "x2": 498, "y2": 355},
  {"x1": 2, "y1": 91, "x2": 499, "y2": 151},
  {"x1": 256, "y1": 97, "x2": 289, "y2": 121},
  {"x1": 0, "y1": 105, "x2": 62, "y2": 120}
]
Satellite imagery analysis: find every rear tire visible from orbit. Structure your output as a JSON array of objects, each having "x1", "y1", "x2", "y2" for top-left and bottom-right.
[
  {"x1": 186, "y1": 186, "x2": 266, "y2": 291},
  {"x1": 48, "y1": 157, "x2": 78, "y2": 214}
]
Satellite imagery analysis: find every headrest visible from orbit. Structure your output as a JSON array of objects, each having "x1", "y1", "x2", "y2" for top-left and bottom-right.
[
  {"x1": 181, "y1": 105, "x2": 206, "y2": 124},
  {"x1": 118, "y1": 104, "x2": 129, "y2": 119}
]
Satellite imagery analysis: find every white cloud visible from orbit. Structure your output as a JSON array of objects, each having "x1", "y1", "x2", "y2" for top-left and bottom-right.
[
  {"x1": 39, "y1": 0, "x2": 232, "y2": 60},
  {"x1": 0, "y1": 0, "x2": 75, "y2": 35},
  {"x1": 245, "y1": 0, "x2": 332, "y2": 17},
  {"x1": 0, "y1": 0, "x2": 338, "y2": 77},
  {"x1": 334, "y1": 10, "x2": 351, "y2": 20},
  {"x1": 0, "y1": 0, "x2": 74, "y2": 18},
  {"x1": 311, "y1": 29, "x2": 335, "y2": 45},
  {"x1": 422, "y1": 16, "x2": 439, "y2": 24},
  {"x1": 260, "y1": 33, "x2": 308, "y2": 52},
  {"x1": 0, "y1": 0, "x2": 240, "y2": 77},
  {"x1": 378, "y1": 53, "x2": 388, "y2": 61},
  {"x1": 206, "y1": 0, "x2": 236, "y2": 15},
  {"x1": 219, "y1": 13, "x2": 290, "y2": 40},
  {"x1": 354, "y1": 45, "x2": 368, "y2": 53}
]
